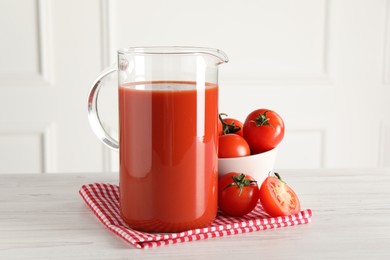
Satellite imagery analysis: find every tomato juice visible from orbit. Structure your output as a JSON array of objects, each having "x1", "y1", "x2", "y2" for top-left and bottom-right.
[{"x1": 118, "y1": 81, "x2": 218, "y2": 232}]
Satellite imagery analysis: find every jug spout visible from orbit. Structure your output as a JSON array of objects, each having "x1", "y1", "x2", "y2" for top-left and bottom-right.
[{"x1": 200, "y1": 47, "x2": 229, "y2": 65}]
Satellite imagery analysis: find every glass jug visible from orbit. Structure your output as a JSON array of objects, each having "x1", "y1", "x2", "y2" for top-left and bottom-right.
[{"x1": 88, "y1": 46, "x2": 228, "y2": 232}]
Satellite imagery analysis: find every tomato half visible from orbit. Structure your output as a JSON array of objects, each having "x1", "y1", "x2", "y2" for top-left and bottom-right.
[
  {"x1": 218, "y1": 172, "x2": 259, "y2": 217},
  {"x1": 218, "y1": 134, "x2": 250, "y2": 158},
  {"x1": 259, "y1": 173, "x2": 301, "y2": 217},
  {"x1": 243, "y1": 109, "x2": 285, "y2": 154}
]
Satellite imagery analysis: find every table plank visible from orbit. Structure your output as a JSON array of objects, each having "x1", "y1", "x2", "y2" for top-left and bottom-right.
[{"x1": 0, "y1": 169, "x2": 389, "y2": 259}]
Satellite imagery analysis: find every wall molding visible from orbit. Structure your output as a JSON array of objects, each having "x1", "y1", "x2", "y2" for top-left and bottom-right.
[
  {"x1": 100, "y1": 0, "x2": 118, "y2": 172},
  {"x1": 220, "y1": 73, "x2": 332, "y2": 87},
  {"x1": 100, "y1": 0, "x2": 332, "y2": 86},
  {"x1": 98, "y1": 0, "x2": 331, "y2": 170},
  {"x1": 225, "y1": 0, "x2": 332, "y2": 86},
  {"x1": 42, "y1": 122, "x2": 57, "y2": 173},
  {"x1": 379, "y1": 120, "x2": 390, "y2": 167},
  {"x1": 0, "y1": 0, "x2": 53, "y2": 87},
  {"x1": 37, "y1": 0, "x2": 53, "y2": 85},
  {"x1": 293, "y1": 129, "x2": 326, "y2": 168},
  {"x1": 277, "y1": 129, "x2": 326, "y2": 169},
  {"x1": 100, "y1": 0, "x2": 110, "y2": 69},
  {"x1": 0, "y1": 122, "x2": 57, "y2": 173},
  {"x1": 383, "y1": 0, "x2": 390, "y2": 85},
  {"x1": 100, "y1": 0, "x2": 117, "y2": 68}
]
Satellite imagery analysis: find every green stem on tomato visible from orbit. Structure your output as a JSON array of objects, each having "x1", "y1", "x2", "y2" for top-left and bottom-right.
[
  {"x1": 218, "y1": 113, "x2": 241, "y2": 135},
  {"x1": 224, "y1": 173, "x2": 257, "y2": 196},
  {"x1": 250, "y1": 111, "x2": 274, "y2": 128},
  {"x1": 272, "y1": 171, "x2": 286, "y2": 184}
]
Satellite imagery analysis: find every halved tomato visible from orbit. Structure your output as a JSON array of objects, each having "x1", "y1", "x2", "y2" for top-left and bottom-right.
[{"x1": 259, "y1": 172, "x2": 301, "y2": 217}]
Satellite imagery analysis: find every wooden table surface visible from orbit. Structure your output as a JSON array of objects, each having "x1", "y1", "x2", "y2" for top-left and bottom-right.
[{"x1": 1, "y1": 169, "x2": 389, "y2": 259}]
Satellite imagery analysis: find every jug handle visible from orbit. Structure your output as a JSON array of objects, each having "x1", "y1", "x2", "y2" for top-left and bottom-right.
[{"x1": 87, "y1": 64, "x2": 119, "y2": 151}]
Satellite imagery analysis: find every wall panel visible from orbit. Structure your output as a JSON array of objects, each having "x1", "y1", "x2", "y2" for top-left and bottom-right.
[
  {"x1": 0, "y1": 123, "x2": 56, "y2": 173},
  {"x1": 384, "y1": 0, "x2": 390, "y2": 84},
  {"x1": 276, "y1": 130, "x2": 324, "y2": 169},
  {"x1": 0, "y1": 0, "x2": 52, "y2": 86}
]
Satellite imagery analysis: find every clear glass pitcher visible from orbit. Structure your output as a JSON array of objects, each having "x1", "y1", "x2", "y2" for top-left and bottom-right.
[{"x1": 88, "y1": 46, "x2": 228, "y2": 232}]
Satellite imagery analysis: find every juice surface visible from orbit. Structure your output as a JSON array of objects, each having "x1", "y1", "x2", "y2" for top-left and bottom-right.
[{"x1": 118, "y1": 81, "x2": 218, "y2": 232}]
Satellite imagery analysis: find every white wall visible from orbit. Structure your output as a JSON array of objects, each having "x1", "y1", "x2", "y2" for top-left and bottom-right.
[{"x1": 0, "y1": 0, "x2": 389, "y2": 173}]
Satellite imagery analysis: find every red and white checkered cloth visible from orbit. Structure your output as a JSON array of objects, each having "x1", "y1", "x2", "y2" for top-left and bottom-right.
[{"x1": 79, "y1": 183, "x2": 312, "y2": 249}]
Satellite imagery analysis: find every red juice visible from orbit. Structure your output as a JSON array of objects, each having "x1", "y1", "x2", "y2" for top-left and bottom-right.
[{"x1": 118, "y1": 81, "x2": 218, "y2": 232}]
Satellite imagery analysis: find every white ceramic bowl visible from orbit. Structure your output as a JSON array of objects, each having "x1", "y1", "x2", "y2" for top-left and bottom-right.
[{"x1": 218, "y1": 147, "x2": 278, "y2": 183}]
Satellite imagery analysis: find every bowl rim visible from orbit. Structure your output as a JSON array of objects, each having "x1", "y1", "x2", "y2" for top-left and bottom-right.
[{"x1": 218, "y1": 147, "x2": 278, "y2": 161}]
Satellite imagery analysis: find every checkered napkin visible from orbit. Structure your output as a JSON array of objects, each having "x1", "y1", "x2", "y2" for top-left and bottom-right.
[{"x1": 79, "y1": 183, "x2": 312, "y2": 249}]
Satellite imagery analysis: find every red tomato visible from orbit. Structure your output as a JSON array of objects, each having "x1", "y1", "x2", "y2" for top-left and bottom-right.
[
  {"x1": 218, "y1": 134, "x2": 250, "y2": 158},
  {"x1": 218, "y1": 113, "x2": 244, "y2": 137},
  {"x1": 259, "y1": 173, "x2": 301, "y2": 217},
  {"x1": 218, "y1": 172, "x2": 259, "y2": 217},
  {"x1": 243, "y1": 109, "x2": 285, "y2": 154}
]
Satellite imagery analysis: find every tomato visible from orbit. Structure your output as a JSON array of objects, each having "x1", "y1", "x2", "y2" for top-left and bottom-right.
[
  {"x1": 259, "y1": 172, "x2": 301, "y2": 217},
  {"x1": 243, "y1": 109, "x2": 285, "y2": 154},
  {"x1": 218, "y1": 134, "x2": 250, "y2": 158},
  {"x1": 218, "y1": 172, "x2": 259, "y2": 217},
  {"x1": 219, "y1": 113, "x2": 244, "y2": 137}
]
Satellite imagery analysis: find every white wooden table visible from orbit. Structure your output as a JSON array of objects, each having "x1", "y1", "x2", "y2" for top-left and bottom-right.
[{"x1": 1, "y1": 169, "x2": 389, "y2": 259}]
